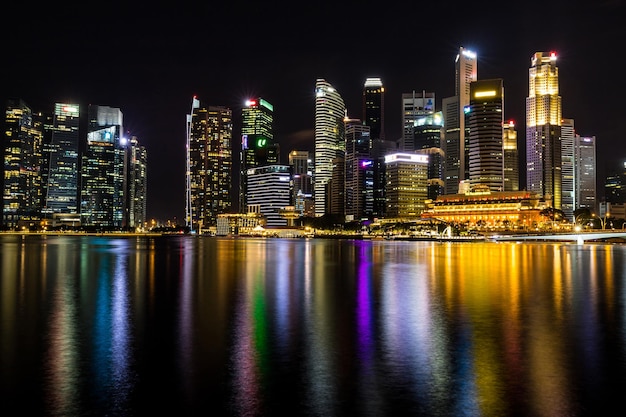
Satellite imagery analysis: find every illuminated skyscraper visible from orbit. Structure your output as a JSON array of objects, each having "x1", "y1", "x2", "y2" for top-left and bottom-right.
[
  {"x1": 443, "y1": 47, "x2": 477, "y2": 194},
  {"x1": 187, "y1": 98, "x2": 233, "y2": 233},
  {"x1": 2, "y1": 99, "x2": 44, "y2": 229},
  {"x1": 127, "y1": 136, "x2": 147, "y2": 229},
  {"x1": 526, "y1": 51, "x2": 562, "y2": 209},
  {"x1": 467, "y1": 79, "x2": 504, "y2": 192},
  {"x1": 289, "y1": 150, "x2": 313, "y2": 216},
  {"x1": 42, "y1": 103, "x2": 80, "y2": 219},
  {"x1": 240, "y1": 97, "x2": 276, "y2": 211},
  {"x1": 503, "y1": 121, "x2": 519, "y2": 192},
  {"x1": 413, "y1": 112, "x2": 445, "y2": 200},
  {"x1": 344, "y1": 120, "x2": 373, "y2": 220},
  {"x1": 81, "y1": 105, "x2": 126, "y2": 228},
  {"x1": 384, "y1": 153, "x2": 429, "y2": 218},
  {"x1": 574, "y1": 135, "x2": 596, "y2": 211},
  {"x1": 246, "y1": 164, "x2": 291, "y2": 227},
  {"x1": 363, "y1": 77, "x2": 385, "y2": 141},
  {"x1": 560, "y1": 118, "x2": 575, "y2": 219},
  {"x1": 401, "y1": 90, "x2": 435, "y2": 151},
  {"x1": 314, "y1": 79, "x2": 346, "y2": 217}
]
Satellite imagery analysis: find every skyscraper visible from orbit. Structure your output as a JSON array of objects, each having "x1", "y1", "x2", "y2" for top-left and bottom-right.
[
  {"x1": 2, "y1": 99, "x2": 44, "y2": 229},
  {"x1": 245, "y1": 164, "x2": 291, "y2": 227},
  {"x1": 127, "y1": 136, "x2": 147, "y2": 229},
  {"x1": 560, "y1": 118, "x2": 575, "y2": 219},
  {"x1": 314, "y1": 79, "x2": 346, "y2": 217},
  {"x1": 187, "y1": 98, "x2": 233, "y2": 233},
  {"x1": 363, "y1": 77, "x2": 385, "y2": 141},
  {"x1": 344, "y1": 120, "x2": 373, "y2": 220},
  {"x1": 526, "y1": 51, "x2": 562, "y2": 209},
  {"x1": 384, "y1": 153, "x2": 429, "y2": 218},
  {"x1": 575, "y1": 135, "x2": 596, "y2": 211},
  {"x1": 503, "y1": 121, "x2": 519, "y2": 192},
  {"x1": 81, "y1": 105, "x2": 125, "y2": 228},
  {"x1": 413, "y1": 112, "x2": 445, "y2": 200},
  {"x1": 467, "y1": 79, "x2": 504, "y2": 192},
  {"x1": 42, "y1": 103, "x2": 81, "y2": 221},
  {"x1": 401, "y1": 90, "x2": 435, "y2": 151},
  {"x1": 289, "y1": 150, "x2": 313, "y2": 216},
  {"x1": 443, "y1": 47, "x2": 477, "y2": 194},
  {"x1": 240, "y1": 97, "x2": 276, "y2": 211}
]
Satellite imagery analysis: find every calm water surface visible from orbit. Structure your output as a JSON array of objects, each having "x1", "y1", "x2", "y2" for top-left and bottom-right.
[{"x1": 1, "y1": 234, "x2": 626, "y2": 416}]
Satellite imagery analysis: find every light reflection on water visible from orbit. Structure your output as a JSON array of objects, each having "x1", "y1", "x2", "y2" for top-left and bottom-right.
[{"x1": 1, "y1": 235, "x2": 626, "y2": 416}]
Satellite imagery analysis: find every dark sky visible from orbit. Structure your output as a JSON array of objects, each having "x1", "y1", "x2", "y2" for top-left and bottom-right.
[{"x1": 3, "y1": 1, "x2": 624, "y2": 222}]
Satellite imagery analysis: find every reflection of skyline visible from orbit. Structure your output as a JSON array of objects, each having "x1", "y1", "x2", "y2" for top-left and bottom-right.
[{"x1": 0, "y1": 236, "x2": 624, "y2": 415}]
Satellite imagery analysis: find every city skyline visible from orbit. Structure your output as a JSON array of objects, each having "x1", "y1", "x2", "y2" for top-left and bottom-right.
[{"x1": 2, "y1": 1, "x2": 624, "y2": 221}]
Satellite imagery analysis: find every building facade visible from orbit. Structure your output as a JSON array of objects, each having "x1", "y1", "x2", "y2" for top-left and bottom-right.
[
  {"x1": 575, "y1": 135, "x2": 596, "y2": 211},
  {"x1": 560, "y1": 118, "x2": 575, "y2": 219},
  {"x1": 288, "y1": 150, "x2": 313, "y2": 216},
  {"x1": 413, "y1": 112, "x2": 445, "y2": 200},
  {"x1": 526, "y1": 51, "x2": 562, "y2": 209},
  {"x1": 344, "y1": 121, "x2": 373, "y2": 220},
  {"x1": 127, "y1": 136, "x2": 147, "y2": 229},
  {"x1": 384, "y1": 153, "x2": 429, "y2": 218},
  {"x1": 363, "y1": 77, "x2": 385, "y2": 141},
  {"x1": 503, "y1": 121, "x2": 519, "y2": 192},
  {"x1": 246, "y1": 164, "x2": 292, "y2": 227},
  {"x1": 401, "y1": 90, "x2": 435, "y2": 152},
  {"x1": 314, "y1": 79, "x2": 346, "y2": 217},
  {"x1": 187, "y1": 99, "x2": 233, "y2": 233},
  {"x1": 2, "y1": 99, "x2": 44, "y2": 229},
  {"x1": 443, "y1": 47, "x2": 477, "y2": 194},
  {"x1": 467, "y1": 79, "x2": 504, "y2": 192},
  {"x1": 81, "y1": 105, "x2": 125, "y2": 228}
]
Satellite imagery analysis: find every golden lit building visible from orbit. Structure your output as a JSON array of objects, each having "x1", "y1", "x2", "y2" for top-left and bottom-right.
[{"x1": 421, "y1": 185, "x2": 548, "y2": 229}]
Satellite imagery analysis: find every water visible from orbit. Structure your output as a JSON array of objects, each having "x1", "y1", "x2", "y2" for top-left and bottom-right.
[{"x1": 1, "y1": 234, "x2": 626, "y2": 416}]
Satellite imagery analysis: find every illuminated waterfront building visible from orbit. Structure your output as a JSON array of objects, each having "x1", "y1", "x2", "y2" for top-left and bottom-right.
[
  {"x1": 605, "y1": 162, "x2": 626, "y2": 204},
  {"x1": 370, "y1": 138, "x2": 397, "y2": 218},
  {"x1": 288, "y1": 150, "x2": 313, "y2": 216},
  {"x1": 363, "y1": 77, "x2": 385, "y2": 141},
  {"x1": 526, "y1": 51, "x2": 562, "y2": 209},
  {"x1": 80, "y1": 105, "x2": 125, "y2": 228},
  {"x1": 246, "y1": 164, "x2": 292, "y2": 227},
  {"x1": 413, "y1": 112, "x2": 445, "y2": 200},
  {"x1": 344, "y1": 120, "x2": 373, "y2": 220},
  {"x1": 186, "y1": 98, "x2": 233, "y2": 233},
  {"x1": 401, "y1": 90, "x2": 435, "y2": 152},
  {"x1": 575, "y1": 135, "x2": 596, "y2": 211},
  {"x1": 467, "y1": 79, "x2": 504, "y2": 192},
  {"x1": 240, "y1": 97, "x2": 276, "y2": 211},
  {"x1": 2, "y1": 99, "x2": 44, "y2": 229},
  {"x1": 503, "y1": 121, "x2": 519, "y2": 192},
  {"x1": 42, "y1": 103, "x2": 81, "y2": 220},
  {"x1": 314, "y1": 79, "x2": 346, "y2": 217},
  {"x1": 329, "y1": 156, "x2": 345, "y2": 217},
  {"x1": 443, "y1": 47, "x2": 477, "y2": 194},
  {"x1": 127, "y1": 136, "x2": 147, "y2": 229},
  {"x1": 561, "y1": 118, "x2": 575, "y2": 219},
  {"x1": 422, "y1": 186, "x2": 548, "y2": 229},
  {"x1": 216, "y1": 212, "x2": 266, "y2": 236},
  {"x1": 384, "y1": 153, "x2": 429, "y2": 218}
]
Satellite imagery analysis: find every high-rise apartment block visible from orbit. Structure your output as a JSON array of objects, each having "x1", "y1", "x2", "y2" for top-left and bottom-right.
[
  {"x1": 186, "y1": 98, "x2": 233, "y2": 232},
  {"x1": 526, "y1": 51, "x2": 562, "y2": 209},
  {"x1": 314, "y1": 79, "x2": 346, "y2": 217},
  {"x1": 443, "y1": 47, "x2": 477, "y2": 194},
  {"x1": 467, "y1": 79, "x2": 504, "y2": 192}
]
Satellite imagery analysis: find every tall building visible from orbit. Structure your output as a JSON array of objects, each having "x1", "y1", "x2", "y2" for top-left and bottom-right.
[
  {"x1": 526, "y1": 51, "x2": 562, "y2": 209},
  {"x1": 81, "y1": 105, "x2": 125, "y2": 228},
  {"x1": 413, "y1": 112, "x2": 445, "y2": 200},
  {"x1": 344, "y1": 120, "x2": 373, "y2": 220},
  {"x1": 370, "y1": 138, "x2": 397, "y2": 218},
  {"x1": 240, "y1": 97, "x2": 276, "y2": 211},
  {"x1": 245, "y1": 164, "x2": 291, "y2": 227},
  {"x1": 363, "y1": 77, "x2": 385, "y2": 141},
  {"x1": 575, "y1": 135, "x2": 596, "y2": 211},
  {"x1": 384, "y1": 153, "x2": 429, "y2": 218},
  {"x1": 127, "y1": 136, "x2": 147, "y2": 229},
  {"x1": 401, "y1": 90, "x2": 435, "y2": 151},
  {"x1": 289, "y1": 150, "x2": 313, "y2": 216},
  {"x1": 42, "y1": 103, "x2": 81, "y2": 220},
  {"x1": 467, "y1": 79, "x2": 504, "y2": 192},
  {"x1": 605, "y1": 162, "x2": 626, "y2": 204},
  {"x1": 503, "y1": 120, "x2": 519, "y2": 192},
  {"x1": 314, "y1": 79, "x2": 346, "y2": 217},
  {"x1": 187, "y1": 98, "x2": 233, "y2": 233},
  {"x1": 443, "y1": 47, "x2": 477, "y2": 194},
  {"x1": 2, "y1": 99, "x2": 44, "y2": 229},
  {"x1": 560, "y1": 118, "x2": 575, "y2": 219}
]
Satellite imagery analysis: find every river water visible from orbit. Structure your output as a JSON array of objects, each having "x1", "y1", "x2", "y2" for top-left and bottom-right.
[{"x1": 1, "y1": 234, "x2": 625, "y2": 416}]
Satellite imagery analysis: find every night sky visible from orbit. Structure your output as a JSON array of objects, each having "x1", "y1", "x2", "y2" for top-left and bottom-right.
[{"x1": 3, "y1": 1, "x2": 624, "y2": 222}]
